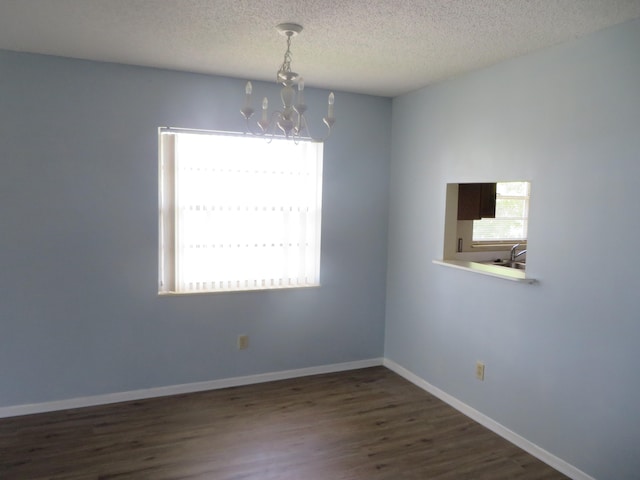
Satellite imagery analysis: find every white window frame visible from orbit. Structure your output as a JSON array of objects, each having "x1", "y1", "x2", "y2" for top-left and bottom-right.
[{"x1": 158, "y1": 128, "x2": 323, "y2": 294}]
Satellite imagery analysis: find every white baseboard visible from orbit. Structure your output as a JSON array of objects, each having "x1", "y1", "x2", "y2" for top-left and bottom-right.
[
  {"x1": 383, "y1": 358, "x2": 596, "y2": 480},
  {"x1": 0, "y1": 358, "x2": 383, "y2": 419}
]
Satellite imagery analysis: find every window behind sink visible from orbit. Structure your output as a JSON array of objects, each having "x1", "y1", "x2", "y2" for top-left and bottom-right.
[{"x1": 472, "y1": 181, "x2": 530, "y2": 246}]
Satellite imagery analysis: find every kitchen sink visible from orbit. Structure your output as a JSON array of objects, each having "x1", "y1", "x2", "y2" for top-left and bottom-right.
[{"x1": 483, "y1": 260, "x2": 526, "y2": 270}]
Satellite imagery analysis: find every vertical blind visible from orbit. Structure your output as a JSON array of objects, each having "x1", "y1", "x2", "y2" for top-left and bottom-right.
[{"x1": 159, "y1": 130, "x2": 323, "y2": 293}]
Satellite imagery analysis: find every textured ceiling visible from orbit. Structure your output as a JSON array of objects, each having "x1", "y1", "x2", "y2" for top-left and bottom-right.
[{"x1": 1, "y1": 0, "x2": 639, "y2": 97}]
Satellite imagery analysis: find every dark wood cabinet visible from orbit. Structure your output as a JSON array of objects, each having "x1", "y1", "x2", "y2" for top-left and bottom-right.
[{"x1": 457, "y1": 183, "x2": 496, "y2": 220}]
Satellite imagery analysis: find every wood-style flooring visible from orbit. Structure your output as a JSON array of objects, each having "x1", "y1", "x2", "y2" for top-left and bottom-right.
[{"x1": 0, "y1": 367, "x2": 569, "y2": 479}]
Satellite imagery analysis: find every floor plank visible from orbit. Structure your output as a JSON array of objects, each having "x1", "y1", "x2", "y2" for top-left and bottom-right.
[{"x1": 0, "y1": 367, "x2": 569, "y2": 479}]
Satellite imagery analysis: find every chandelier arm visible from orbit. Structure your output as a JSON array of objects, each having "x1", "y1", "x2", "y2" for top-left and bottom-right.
[
  {"x1": 245, "y1": 110, "x2": 300, "y2": 141},
  {"x1": 244, "y1": 111, "x2": 331, "y2": 143},
  {"x1": 242, "y1": 117, "x2": 268, "y2": 137},
  {"x1": 299, "y1": 114, "x2": 333, "y2": 143}
]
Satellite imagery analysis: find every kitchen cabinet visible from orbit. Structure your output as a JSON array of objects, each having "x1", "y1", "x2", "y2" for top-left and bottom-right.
[{"x1": 457, "y1": 183, "x2": 496, "y2": 220}]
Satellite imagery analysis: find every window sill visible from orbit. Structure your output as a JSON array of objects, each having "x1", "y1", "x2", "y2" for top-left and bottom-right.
[
  {"x1": 158, "y1": 284, "x2": 321, "y2": 296},
  {"x1": 433, "y1": 259, "x2": 537, "y2": 284},
  {"x1": 468, "y1": 242, "x2": 527, "y2": 252}
]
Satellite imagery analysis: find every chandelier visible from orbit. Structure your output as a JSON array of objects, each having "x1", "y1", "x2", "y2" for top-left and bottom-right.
[{"x1": 240, "y1": 23, "x2": 335, "y2": 142}]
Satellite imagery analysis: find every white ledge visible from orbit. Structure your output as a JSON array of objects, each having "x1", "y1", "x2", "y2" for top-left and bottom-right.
[{"x1": 433, "y1": 259, "x2": 537, "y2": 284}]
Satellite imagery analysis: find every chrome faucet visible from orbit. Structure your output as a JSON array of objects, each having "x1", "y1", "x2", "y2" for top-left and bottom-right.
[{"x1": 510, "y1": 244, "x2": 527, "y2": 262}]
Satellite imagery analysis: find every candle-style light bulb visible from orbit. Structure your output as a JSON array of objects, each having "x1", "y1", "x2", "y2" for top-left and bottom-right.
[
  {"x1": 327, "y1": 92, "x2": 335, "y2": 119},
  {"x1": 257, "y1": 96, "x2": 270, "y2": 131},
  {"x1": 243, "y1": 81, "x2": 253, "y2": 111},
  {"x1": 261, "y1": 97, "x2": 268, "y2": 122}
]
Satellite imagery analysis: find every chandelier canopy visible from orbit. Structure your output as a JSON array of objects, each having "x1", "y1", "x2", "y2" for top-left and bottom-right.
[{"x1": 240, "y1": 23, "x2": 335, "y2": 142}]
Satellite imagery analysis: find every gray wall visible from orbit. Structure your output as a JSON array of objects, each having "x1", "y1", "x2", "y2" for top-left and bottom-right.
[
  {"x1": 0, "y1": 51, "x2": 391, "y2": 406},
  {"x1": 385, "y1": 19, "x2": 640, "y2": 480}
]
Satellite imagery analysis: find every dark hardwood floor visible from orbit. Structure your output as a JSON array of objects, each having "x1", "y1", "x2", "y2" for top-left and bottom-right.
[{"x1": 0, "y1": 367, "x2": 569, "y2": 479}]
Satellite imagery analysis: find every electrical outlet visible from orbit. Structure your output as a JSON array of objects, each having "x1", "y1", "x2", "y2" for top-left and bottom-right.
[
  {"x1": 475, "y1": 361, "x2": 485, "y2": 381},
  {"x1": 237, "y1": 334, "x2": 249, "y2": 350}
]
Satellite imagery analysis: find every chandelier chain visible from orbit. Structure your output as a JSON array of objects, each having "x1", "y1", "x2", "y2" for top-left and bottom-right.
[{"x1": 278, "y1": 34, "x2": 294, "y2": 81}]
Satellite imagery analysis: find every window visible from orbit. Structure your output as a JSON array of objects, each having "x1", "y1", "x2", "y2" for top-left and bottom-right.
[
  {"x1": 472, "y1": 181, "x2": 530, "y2": 244},
  {"x1": 158, "y1": 129, "x2": 323, "y2": 294}
]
